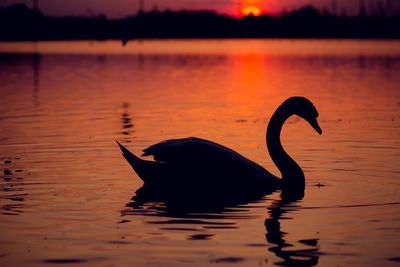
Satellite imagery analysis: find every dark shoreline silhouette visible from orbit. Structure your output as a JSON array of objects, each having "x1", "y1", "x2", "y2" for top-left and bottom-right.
[{"x1": 1, "y1": 3, "x2": 399, "y2": 41}]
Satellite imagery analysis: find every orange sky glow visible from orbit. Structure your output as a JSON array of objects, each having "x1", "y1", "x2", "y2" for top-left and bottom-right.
[{"x1": 242, "y1": 6, "x2": 262, "y2": 17}]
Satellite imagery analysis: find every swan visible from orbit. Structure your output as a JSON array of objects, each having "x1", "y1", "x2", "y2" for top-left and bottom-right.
[{"x1": 117, "y1": 97, "x2": 322, "y2": 194}]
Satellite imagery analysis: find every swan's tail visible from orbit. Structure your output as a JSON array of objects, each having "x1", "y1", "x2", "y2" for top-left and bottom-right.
[
  {"x1": 116, "y1": 141, "x2": 160, "y2": 183},
  {"x1": 116, "y1": 141, "x2": 141, "y2": 162}
]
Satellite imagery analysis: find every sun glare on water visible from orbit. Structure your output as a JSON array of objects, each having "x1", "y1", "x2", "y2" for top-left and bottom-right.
[{"x1": 242, "y1": 6, "x2": 261, "y2": 16}]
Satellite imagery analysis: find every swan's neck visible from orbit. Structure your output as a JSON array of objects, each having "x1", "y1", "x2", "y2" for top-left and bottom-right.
[{"x1": 267, "y1": 105, "x2": 305, "y2": 186}]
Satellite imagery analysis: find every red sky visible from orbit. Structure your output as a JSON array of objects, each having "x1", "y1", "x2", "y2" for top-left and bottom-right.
[{"x1": 1, "y1": 0, "x2": 398, "y2": 18}]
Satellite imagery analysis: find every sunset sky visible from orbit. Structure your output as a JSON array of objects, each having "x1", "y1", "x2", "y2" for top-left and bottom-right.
[{"x1": 1, "y1": 0, "x2": 398, "y2": 18}]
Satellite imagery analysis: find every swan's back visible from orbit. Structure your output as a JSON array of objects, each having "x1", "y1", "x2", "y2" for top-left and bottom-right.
[
  {"x1": 141, "y1": 137, "x2": 279, "y2": 186},
  {"x1": 143, "y1": 137, "x2": 255, "y2": 166},
  {"x1": 143, "y1": 137, "x2": 241, "y2": 161}
]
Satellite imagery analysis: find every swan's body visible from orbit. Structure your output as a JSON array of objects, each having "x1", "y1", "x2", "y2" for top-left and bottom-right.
[{"x1": 118, "y1": 97, "x2": 322, "y2": 194}]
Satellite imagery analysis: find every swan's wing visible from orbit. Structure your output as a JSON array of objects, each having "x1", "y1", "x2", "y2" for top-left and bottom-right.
[
  {"x1": 142, "y1": 137, "x2": 278, "y2": 183},
  {"x1": 142, "y1": 137, "x2": 260, "y2": 167},
  {"x1": 142, "y1": 137, "x2": 225, "y2": 163}
]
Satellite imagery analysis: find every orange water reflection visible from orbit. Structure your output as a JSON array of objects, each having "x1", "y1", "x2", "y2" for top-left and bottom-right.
[{"x1": 0, "y1": 40, "x2": 399, "y2": 266}]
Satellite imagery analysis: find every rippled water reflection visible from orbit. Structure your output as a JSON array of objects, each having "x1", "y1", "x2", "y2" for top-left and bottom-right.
[{"x1": 0, "y1": 39, "x2": 399, "y2": 266}]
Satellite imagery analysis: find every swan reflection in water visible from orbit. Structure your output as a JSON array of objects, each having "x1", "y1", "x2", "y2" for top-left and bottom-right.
[
  {"x1": 265, "y1": 189, "x2": 319, "y2": 266},
  {"x1": 121, "y1": 187, "x2": 319, "y2": 266}
]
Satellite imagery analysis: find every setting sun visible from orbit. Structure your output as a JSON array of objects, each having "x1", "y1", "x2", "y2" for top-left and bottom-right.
[{"x1": 242, "y1": 6, "x2": 261, "y2": 16}]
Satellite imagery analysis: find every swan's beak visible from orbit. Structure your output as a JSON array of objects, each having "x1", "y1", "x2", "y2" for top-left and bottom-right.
[{"x1": 307, "y1": 116, "x2": 322, "y2": 135}]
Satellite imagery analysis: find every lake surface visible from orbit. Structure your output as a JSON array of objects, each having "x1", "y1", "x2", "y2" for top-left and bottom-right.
[{"x1": 0, "y1": 39, "x2": 400, "y2": 266}]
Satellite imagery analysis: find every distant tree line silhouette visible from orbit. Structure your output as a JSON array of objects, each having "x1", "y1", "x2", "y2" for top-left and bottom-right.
[{"x1": 0, "y1": 3, "x2": 399, "y2": 41}]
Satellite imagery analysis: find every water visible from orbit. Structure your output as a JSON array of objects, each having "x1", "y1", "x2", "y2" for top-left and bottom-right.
[{"x1": 0, "y1": 39, "x2": 400, "y2": 266}]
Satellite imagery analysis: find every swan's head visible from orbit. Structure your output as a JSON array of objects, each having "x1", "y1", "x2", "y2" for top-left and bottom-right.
[{"x1": 284, "y1": 97, "x2": 322, "y2": 135}]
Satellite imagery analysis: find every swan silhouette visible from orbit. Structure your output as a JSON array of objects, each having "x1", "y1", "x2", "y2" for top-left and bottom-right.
[{"x1": 117, "y1": 97, "x2": 322, "y2": 195}]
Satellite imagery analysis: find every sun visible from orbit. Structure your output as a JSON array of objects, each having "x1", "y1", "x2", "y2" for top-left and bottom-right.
[{"x1": 242, "y1": 6, "x2": 261, "y2": 17}]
